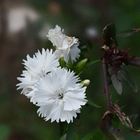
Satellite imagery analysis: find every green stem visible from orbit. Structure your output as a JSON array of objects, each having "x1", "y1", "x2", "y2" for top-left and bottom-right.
[{"x1": 59, "y1": 122, "x2": 65, "y2": 137}]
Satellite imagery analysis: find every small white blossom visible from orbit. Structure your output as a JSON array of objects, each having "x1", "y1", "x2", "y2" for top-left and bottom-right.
[
  {"x1": 17, "y1": 49, "x2": 59, "y2": 96},
  {"x1": 47, "y1": 25, "x2": 80, "y2": 62},
  {"x1": 31, "y1": 68, "x2": 87, "y2": 123},
  {"x1": 8, "y1": 6, "x2": 39, "y2": 34}
]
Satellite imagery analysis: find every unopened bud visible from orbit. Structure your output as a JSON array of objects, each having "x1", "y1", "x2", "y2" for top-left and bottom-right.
[
  {"x1": 81, "y1": 79, "x2": 90, "y2": 87},
  {"x1": 76, "y1": 58, "x2": 88, "y2": 73},
  {"x1": 102, "y1": 45, "x2": 109, "y2": 50}
]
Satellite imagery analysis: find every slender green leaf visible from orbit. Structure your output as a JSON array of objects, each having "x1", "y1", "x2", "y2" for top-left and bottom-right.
[
  {"x1": 87, "y1": 59, "x2": 100, "y2": 67},
  {"x1": 88, "y1": 100, "x2": 101, "y2": 108}
]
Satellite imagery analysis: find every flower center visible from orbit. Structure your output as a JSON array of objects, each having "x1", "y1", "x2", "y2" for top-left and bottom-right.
[
  {"x1": 66, "y1": 37, "x2": 74, "y2": 46},
  {"x1": 58, "y1": 93, "x2": 64, "y2": 99},
  {"x1": 56, "y1": 88, "x2": 64, "y2": 100}
]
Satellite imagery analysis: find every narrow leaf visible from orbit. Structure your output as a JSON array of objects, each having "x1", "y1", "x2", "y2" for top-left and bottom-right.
[
  {"x1": 111, "y1": 74, "x2": 123, "y2": 95},
  {"x1": 118, "y1": 68, "x2": 138, "y2": 93},
  {"x1": 76, "y1": 58, "x2": 88, "y2": 73},
  {"x1": 88, "y1": 99, "x2": 101, "y2": 108},
  {"x1": 87, "y1": 59, "x2": 100, "y2": 67}
]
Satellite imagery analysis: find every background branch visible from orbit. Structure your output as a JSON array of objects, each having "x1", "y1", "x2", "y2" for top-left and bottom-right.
[{"x1": 102, "y1": 57, "x2": 112, "y2": 108}]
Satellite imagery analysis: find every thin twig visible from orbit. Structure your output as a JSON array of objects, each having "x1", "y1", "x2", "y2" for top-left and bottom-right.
[{"x1": 128, "y1": 57, "x2": 140, "y2": 67}]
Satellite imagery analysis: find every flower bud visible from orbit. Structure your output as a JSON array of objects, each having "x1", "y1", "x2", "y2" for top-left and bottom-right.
[
  {"x1": 81, "y1": 79, "x2": 90, "y2": 87},
  {"x1": 76, "y1": 58, "x2": 88, "y2": 73}
]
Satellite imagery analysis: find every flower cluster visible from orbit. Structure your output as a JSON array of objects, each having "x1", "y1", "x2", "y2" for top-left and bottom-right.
[{"x1": 17, "y1": 25, "x2": 87, "y2": 123}]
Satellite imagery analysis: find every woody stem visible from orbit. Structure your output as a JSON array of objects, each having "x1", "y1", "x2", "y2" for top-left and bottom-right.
[{"x1": 102, "y1": 57, "x2": 112, "y2": 108}]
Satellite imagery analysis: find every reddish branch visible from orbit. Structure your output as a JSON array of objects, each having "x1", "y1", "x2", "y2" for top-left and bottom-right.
[{"x1": 102, "y1": 57, "x2": 112, "y2": 108}]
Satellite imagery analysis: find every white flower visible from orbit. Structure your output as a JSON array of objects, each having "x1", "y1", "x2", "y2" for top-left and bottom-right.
[
  {"x1": 31, "y1": 68, "x2": 87, "y2": 123},
  {"x1": 8, "y1": 6, "x2": 39, "y2": 34},
  {"x1": 17, "y1": 49, "x2": 59, "y2": 97},
  {"x1": 47, "y1": 25, "x2": 80, "y2": 62}
]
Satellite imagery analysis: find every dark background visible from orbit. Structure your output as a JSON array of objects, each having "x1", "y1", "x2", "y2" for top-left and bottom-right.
[{"x1": 0, "y1": 0, "x2": 140, "y2": 139}]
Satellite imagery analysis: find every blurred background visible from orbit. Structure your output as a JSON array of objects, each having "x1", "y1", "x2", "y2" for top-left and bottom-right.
[{"x1": 0, "y1": 0, "x2": 140, "y2": 139}]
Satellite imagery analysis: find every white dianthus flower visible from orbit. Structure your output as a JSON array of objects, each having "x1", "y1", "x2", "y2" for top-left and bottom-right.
[
  {"x1": 31, "y1": 68, "x2": 87, "y2": 123},
  {"x1": 47, "y1": 25, "x2": 80, "y2": 62},
  {"x1": 17, "y1": 49, "x2": 59, "y2": 96}
]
